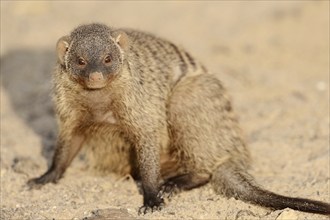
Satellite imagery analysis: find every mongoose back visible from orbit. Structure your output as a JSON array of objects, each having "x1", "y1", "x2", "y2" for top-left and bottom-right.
[{"x1": 28, "y1": 23, "x2": 330, "y2": 215}]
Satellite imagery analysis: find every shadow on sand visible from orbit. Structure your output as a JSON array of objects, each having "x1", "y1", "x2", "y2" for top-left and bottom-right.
[{"x1": 1, "y1": 49, "x2": 57, "y2": 164}]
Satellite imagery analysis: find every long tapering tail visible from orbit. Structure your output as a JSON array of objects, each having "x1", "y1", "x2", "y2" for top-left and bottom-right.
[{"x1": 212, "y1": 161, "x2": 330, "y2": 215}]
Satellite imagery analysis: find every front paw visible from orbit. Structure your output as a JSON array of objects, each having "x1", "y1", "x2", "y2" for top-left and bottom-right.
[
  {"x1": 138, "y1": 192, "x2": 164, "y2": 215},
  {"x1": 27, "y1": 169, "x2": 63, "y2": 189}
]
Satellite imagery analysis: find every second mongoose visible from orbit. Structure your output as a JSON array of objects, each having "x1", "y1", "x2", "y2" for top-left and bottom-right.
[{"x1": 28, "y1": 23, "x2": 330, "y2": 215}]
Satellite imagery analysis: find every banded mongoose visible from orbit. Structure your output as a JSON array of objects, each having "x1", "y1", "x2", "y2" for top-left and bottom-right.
[{"x1": 28, "y1": 23, "x2": 330, "y2": 215}]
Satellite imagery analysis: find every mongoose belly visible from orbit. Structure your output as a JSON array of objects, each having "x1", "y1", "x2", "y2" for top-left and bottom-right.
[{"x1": 83, "y1": 123, "x2": 134, "y2": 176}]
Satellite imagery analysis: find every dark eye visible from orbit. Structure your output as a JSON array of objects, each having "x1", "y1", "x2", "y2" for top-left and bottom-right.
[
  {"x1": 104, "y1": 55, "x2": 112, "y2": 64},
  {"x1": 78, "y1": 57, "x2": 86, "y2": 66}
]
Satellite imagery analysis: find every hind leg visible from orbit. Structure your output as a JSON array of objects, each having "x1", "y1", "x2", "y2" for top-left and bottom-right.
[
  {"x1": 164, "y1": 73, "x2": 250, "y2": 193},
  {"x1": 160, "y1": 154, "x2": 210, "y2": 196}
]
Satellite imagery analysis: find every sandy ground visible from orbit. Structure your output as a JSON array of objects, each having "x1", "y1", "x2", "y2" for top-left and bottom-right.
[{"x1": 1, "y1": 1, "x2": 329, "y2": 220}]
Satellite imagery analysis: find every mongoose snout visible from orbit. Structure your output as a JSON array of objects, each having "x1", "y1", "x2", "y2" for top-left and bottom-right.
[
  {"x1": 89, "y1": 72, "x2": 104, "y2": 82},
  {"x1": 87, "y1": 72, "x2": 106, "y2": 89}
]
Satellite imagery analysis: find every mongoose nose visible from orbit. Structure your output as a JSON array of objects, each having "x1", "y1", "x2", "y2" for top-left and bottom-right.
[{"x1": 89, "y1": 72, "x2": 104, "y2": 82}]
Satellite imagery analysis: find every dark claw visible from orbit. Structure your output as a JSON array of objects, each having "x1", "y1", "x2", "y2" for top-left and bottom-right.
[
  {"x1": 138, "y1": 205, "x2": 148, "y2": 215},
  {"x1": 138, "y1": 192, "x2": 164, "y2": 215},
  {"x1": 138, "y1": 202, "x2": 164, "y2": 215}
]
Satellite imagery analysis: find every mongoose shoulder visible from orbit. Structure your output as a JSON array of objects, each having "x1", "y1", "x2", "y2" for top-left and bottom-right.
[{"x1": 28, "y1": 23, "x2": 330, "y2": 215}]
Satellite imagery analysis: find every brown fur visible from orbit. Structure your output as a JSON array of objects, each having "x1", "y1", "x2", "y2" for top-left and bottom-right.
[{"x1": 28, "y1": 23, "x2": 330, "y2": 215}]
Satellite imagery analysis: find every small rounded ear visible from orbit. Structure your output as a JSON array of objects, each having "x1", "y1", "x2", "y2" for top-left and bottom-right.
[
  {"x1": 112, "y1": 30, "x2": 129, "y2": 50},
  {"x1": 56, "y1": 36, "x2": 70, "y2": 65}
]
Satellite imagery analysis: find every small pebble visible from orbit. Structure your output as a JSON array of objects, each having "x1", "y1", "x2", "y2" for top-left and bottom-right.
[{"x1": 276, "y1": 209, "x2": 298, "y2": 220}]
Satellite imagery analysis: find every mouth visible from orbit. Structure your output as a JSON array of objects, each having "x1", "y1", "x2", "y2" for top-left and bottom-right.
[{"x1": 85, "y1": 81, "x2": 107, "y2": 90}]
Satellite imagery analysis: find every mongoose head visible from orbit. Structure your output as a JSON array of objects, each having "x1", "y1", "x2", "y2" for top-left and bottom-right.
[{"x1": 56, "y1": 23, "x2": 129, "y2": 90}]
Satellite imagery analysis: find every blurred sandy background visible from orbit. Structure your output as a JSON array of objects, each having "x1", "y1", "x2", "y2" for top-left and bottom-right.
[{"x1": 1, "y1": 1, "x2": 329, "y2": 219}]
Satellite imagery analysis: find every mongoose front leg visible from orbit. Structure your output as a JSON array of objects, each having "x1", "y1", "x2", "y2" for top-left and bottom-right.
[
  {"x1": 136, "y1": 140, "x2": 164, "y2": 214},
  {"x1": 27, "y1": 133, "x2": 85, "y2": 188}
]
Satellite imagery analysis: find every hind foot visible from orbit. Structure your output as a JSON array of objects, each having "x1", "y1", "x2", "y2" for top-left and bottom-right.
[{"x1": 160, "y1": 173, "x2": 211, "y2": 198}]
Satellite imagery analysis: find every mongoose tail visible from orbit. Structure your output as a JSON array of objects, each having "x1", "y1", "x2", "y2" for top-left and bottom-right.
[{"x1": 213, "y1": 161, "x2": 330, "y2": 215}]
